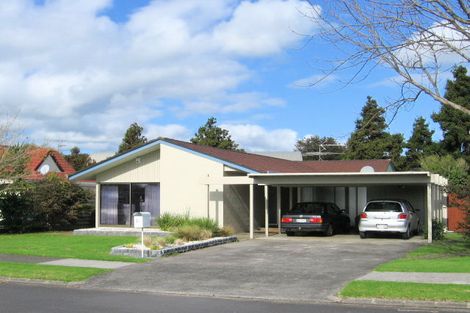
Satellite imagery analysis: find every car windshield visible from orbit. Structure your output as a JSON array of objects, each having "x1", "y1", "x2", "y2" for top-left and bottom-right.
[
  {"x1": 290, "y1": 203, "x2": 325, "y2": 214},
  {"x1": 365, "y1": 202, "x2": 402, "y2": 212}
]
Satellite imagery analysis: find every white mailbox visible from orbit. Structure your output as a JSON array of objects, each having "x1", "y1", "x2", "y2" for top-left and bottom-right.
[{"x1": 133, "y1": 212, "x2": 151, "y2": 228}]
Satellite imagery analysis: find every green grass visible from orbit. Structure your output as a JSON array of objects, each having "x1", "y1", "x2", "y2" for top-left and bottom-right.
[
  {"x1": 376, "y1": 233, "x2": 470, "y2": 273},
  {"x1": 0, "y1": 261, "x2": 109, "y2": 282},
  {"x1": 340, "y1": 280, "x2": 470, "y2": 302},
  {"x1": 0, "y1": 232, "x2": 145, "y2": 262},
  {"x1": 376, "y1": 256, "x2": 470, "y2": 273}
]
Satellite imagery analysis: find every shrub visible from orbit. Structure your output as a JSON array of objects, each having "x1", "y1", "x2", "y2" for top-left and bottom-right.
[
  {"x1": 157, "y1": 213, "x2": 218, "y2": 232},
  {"x1": 214, "y1": 225, "x2": 235, "y2": 237},
  {"x1": 157, "y1": 213, "x2": 190, "y2": 231},
  {"x1": 175, "y1": 225, "x2": 212, "y2": 241},
  {"x1": 424, "y1": 219, "x2": 445, "y2": 241},
  {"x1": 0, "y1": 175, "x2": 92, "y2": 233}
]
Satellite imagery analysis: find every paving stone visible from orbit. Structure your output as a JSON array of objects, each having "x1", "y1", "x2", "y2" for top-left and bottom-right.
[{"x1": 39, "y1": 258, "x2": 133, "y2": 269}]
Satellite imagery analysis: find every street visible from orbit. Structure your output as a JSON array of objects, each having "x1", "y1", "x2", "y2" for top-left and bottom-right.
[{"x1": 0, "y1": 282, "x2": 463, "y2": 313}]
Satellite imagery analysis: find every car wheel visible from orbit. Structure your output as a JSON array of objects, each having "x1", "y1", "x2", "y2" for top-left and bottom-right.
[
  {"x1": 402, "y1": 227, "x2": 411, "y2": 240},
  {"x1": 359, "y1": 231, "x2": 367, "y2": 239},
  {"x1": 324, "y1": 224, "x2": 334, "y2": 236},
  {"x1": 286, "y1": 231, "x2": 295, "y2": 236}
]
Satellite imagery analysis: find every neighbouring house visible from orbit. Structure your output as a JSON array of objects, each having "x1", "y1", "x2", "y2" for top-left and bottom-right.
[
  {"x1": 69, "y1": 138, "x2": 447, "y2": 242},
  {"x1": 0, "y1": 146, "x2": 76, "y2": 182}
]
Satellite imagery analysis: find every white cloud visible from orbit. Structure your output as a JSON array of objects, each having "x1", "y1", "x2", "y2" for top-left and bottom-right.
[
  {"x1": 0, "y1": 0, "x2": 318, "y2": 151},
  {"x1": 213, "y1": 0, "x2": 319, "y2": 56},
  {"x1": 145, "y1": 124, "x2": 190, "y2": 140},
  {"x1": 222, "y1": 123, "x2": 298, "y2": 151}
]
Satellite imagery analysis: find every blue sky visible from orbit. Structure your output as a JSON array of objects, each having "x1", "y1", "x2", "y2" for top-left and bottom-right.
[{"x1": 1, "y1": 0, "x2": 454, "y2": 153}]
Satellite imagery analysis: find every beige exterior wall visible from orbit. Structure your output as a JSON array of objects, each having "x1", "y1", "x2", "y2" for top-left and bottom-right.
[
  {"x1": 96, "y1": 150, "x2": 160, "y2": 183},
  {"x1": 94, "y1": 145, "x2": 227, "y2": 227},
  {"x1": 159, "y1": 144, "x2": 225, "y2": 227}
]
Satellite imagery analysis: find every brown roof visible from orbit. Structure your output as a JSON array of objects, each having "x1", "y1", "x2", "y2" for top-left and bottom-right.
[
  {"x1": 301, "y1": 159, "x2": 392, "y2": 173},
  {"x1": 164, "y1": 138, "x2": 392, "y2": 173}
]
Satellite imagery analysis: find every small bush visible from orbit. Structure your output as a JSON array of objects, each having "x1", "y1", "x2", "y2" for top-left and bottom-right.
[
  {"x1": 175, "y1": 225, "x2": 212, "y2": 241},
  {"x1": 157, "y1": 213, "x2": 218, "y2": 232},
  {"x1": 214, "y1": 225, "x2": 235, "y2": 237},
  {"x1": 424, "y1": 219, "x2": 445, "y2": 241},
  {"x1": 157, "y1": 213, "x2": 190, "y2": 231}
]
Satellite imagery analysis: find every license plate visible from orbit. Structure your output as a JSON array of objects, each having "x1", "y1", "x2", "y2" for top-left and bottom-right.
[
  {"x1": 296, "y1": 218, "x2": 307, "y2": 223},
  {"x1": 377, "y1": 224, "x2": 388, "y2": 229}
]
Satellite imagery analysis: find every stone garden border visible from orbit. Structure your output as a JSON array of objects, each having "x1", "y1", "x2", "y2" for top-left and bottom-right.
[{"x1": 111, "y1": 236, "x2": 238, "y2": 258}]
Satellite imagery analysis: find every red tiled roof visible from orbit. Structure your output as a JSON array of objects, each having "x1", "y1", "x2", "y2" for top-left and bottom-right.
[
  {"x1": 164, "y1": 138, "x2": 392, "y2": 173},
  {"x1": 5, "y1": 147, "x2": 75, "y2": 180}
]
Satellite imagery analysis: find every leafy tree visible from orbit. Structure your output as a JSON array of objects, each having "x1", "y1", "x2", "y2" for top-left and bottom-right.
[
  {"x1": 421, "y1": 154, "x2": 470, "y2": 239},
  {"x1": 432, "y1": 66, "x2": 470, "y2": 163},
  {"x1": 344, "y1": 96, "x2": 404, "y2": 167},
  {"x1": 421, "y1": 155, "x2": 469, "y2": 194},
  {"x1": 404, "y1": 117, "x2": 435, "y2": 170},
  {"x1": 190, "y1": 117, "x2": 241, "y2": 151},
  {"x1": 64, "y1": 147, "x2": 95, "y2": 171},
  {"x1": 295, "y1": 135, "x2": 345, "y2": 160},
  {"x1": 118, "y1": 122, "x2": 147, "y2": 154}
]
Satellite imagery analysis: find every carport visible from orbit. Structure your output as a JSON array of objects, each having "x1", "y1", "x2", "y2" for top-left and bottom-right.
[{"x1": 245, "y1": 172, "x2": 447, "y2": 243}]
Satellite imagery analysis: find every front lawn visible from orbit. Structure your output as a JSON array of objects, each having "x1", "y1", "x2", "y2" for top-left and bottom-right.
[
  {"x1": 341, "y1": 281, "x2": 470, "y2": 303},
  {"x1": 0, "y1": 261, "x2": 109, "y2": 282},
  {"x1": 375, "y1": 233, "x2": 470, "y2": 273},
  {"x1": 0, "y1": 232, "x2": 145, "y2": 262}
]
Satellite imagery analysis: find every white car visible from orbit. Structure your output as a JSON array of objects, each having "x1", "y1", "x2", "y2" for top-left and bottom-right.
[{"x1": 358, "y1": 200, "x2": 421, "y2": 239}]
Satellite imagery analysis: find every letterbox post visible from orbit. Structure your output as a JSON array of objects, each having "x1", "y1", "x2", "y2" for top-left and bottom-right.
[{"x1": 133, "y1": 212, "x2": 151, "y2": 258}]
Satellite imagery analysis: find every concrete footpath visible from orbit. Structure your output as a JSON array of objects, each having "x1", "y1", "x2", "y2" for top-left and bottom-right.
[
  {"x1": 357, "y1": 271, "x2": 470, "y2": 285},
  {"x1": 0, "y1": 254, "x2": 132, "y2": 269}
]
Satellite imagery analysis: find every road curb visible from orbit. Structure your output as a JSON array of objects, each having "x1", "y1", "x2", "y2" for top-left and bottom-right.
[{"x1": 339, "y1": 296, "x2": 470, "y2": 310}]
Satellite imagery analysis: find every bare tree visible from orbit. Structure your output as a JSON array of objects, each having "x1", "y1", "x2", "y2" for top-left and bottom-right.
[
  {"x1": 307, "y1": 0, "x2": 470, "y2": 115},
  {"x1": 0, "y1": 117, "x2": 28, "y2": 185}
]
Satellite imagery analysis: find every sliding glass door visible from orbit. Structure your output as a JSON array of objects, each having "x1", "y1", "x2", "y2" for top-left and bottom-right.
[{"x1": 100, "y1": 183, "x2": 160, "y2": 226}]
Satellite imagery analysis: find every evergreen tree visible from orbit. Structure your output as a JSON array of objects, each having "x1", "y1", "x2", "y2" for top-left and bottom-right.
[
  {"x1": 404, "y1": 117, "x2": 435, "y2": 170},
  {"x1": 64, "y1": 147, "x2": 95, "y2": 171},
  {"x1": 190, "y1": 117, "x2": 240, "y2": 151},
  {"x1": 344, "y1": 96, "x2": 404, "y2": 167},
  {"x1": 432, "y1": 66, "x2": 470, "y2": 162},
  {"x1": 118, "y1": 122, "x2": 147, "y2": 154},
  {"x1": 295, "y1": 135, "x2": 345, "y2": 160}
]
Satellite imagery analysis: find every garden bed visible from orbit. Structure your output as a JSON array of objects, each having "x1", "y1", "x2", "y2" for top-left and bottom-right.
[{"x1": 111, "y1": 235, "x2": 238, "y2": 258}]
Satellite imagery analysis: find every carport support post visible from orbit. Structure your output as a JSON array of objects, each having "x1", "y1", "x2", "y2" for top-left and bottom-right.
[
  {"x1": 95, "y1": 183, "x2": 100, "y2": 228},
  {"x1": 427, "y1": 183, "x2": 433, "y2": 243},
  {"x1": 249, "y1": 184, "x2": 254, "y2": 239},
  {"x1": 264, "y1": 185, "x2": 269, "y2": 238},
  {"x1": 277, "y1": 186, "x2": 281, "y2": 234}
]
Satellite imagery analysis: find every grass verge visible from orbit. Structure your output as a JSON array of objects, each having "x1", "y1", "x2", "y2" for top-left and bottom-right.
[
  {"x1": 376, "y1": 233, "x2": 470, "y2": 273},
  {"x1": 340, "y1": 280, "x2": 470, "y2": 303},
  {"x1": 0, "y1": 261, "x2": 108, "y2": 282},
  {"x1": 0, "y1": 232, "x2": 145, "y2": 262}
]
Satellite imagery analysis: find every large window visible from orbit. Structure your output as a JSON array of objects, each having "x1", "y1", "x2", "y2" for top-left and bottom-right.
[{"x1": 100, "y1": 183, "x2": 160, "y2": 226}]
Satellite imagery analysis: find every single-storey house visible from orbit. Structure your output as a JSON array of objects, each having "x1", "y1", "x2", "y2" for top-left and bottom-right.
[{"x1": 69, "y1": 138, "x2": 447, "y2": 242}]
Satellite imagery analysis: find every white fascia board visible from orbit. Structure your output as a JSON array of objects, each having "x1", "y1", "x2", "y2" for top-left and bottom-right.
[{"x1": 248, "y1": 171, "x2": 432, "y2": 177}]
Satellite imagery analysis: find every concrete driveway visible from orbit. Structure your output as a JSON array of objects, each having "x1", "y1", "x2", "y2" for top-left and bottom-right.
[{"x1": 84, "y1": 235, "x2": 422, "y2": 302}]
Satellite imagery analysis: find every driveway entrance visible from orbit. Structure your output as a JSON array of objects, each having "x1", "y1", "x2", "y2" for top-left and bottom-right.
[{"x1": 84, "y1": 236, "x2": 422, "y2": 302}]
